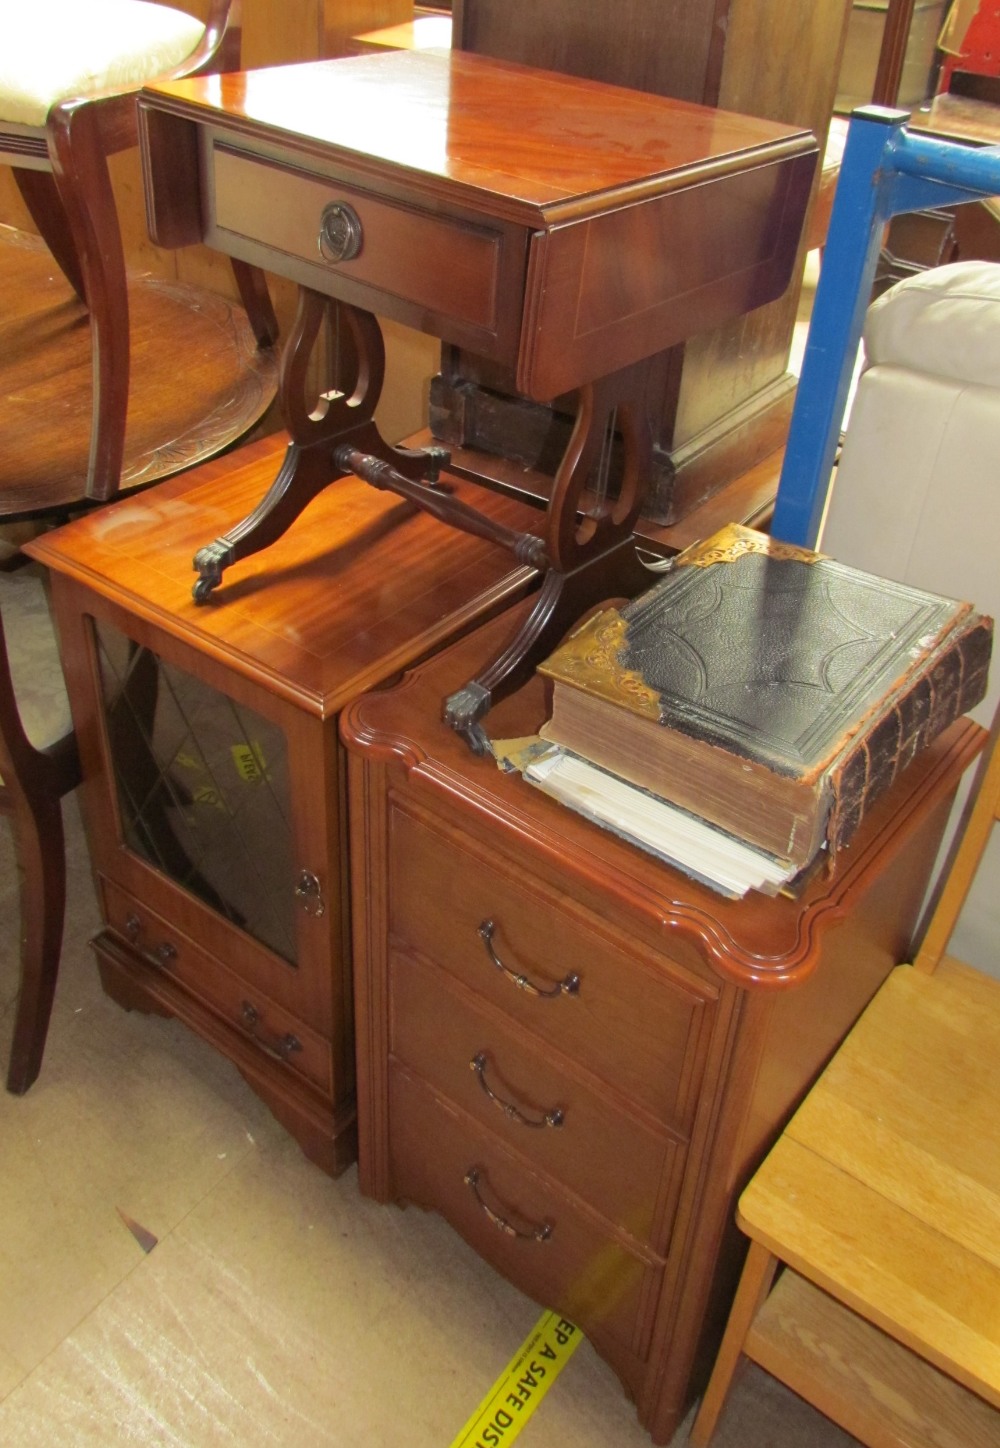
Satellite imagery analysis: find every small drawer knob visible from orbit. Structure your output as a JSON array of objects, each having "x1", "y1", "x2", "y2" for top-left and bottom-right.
[{"x1": 318, "y1": 202, "x2": 363, "y2": 263}]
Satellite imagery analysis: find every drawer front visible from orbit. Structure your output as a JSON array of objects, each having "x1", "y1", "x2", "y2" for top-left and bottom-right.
[
  {"x1": 209, "y1": 145, "x2": 523, "y2": 359},
  {"x1": 389, "y1": 1061, "x2": 663, "y2": 1375},
  {"x1": 101, "y1": 878, "x2": 333, "y2": 1096},
  {"x1": 391, "y1": 946, "x2": 682, "y2": 1250},
  {"x1": 388, "y1": 804, "x2": 714, "y2": 1132}
]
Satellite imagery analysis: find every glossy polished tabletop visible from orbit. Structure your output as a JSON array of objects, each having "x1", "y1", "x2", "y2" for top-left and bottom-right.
[{"x1": 145, "y1": 46, "x2": 814, "y2": 218}]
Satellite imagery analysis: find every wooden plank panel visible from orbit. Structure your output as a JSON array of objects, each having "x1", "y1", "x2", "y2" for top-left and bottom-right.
[
  {"x1": 739, "y1": 1137, "x2": 1000, "y2": 1406},
  {"x1": 746, "y1": 1269, "x2": 1000, "y2": 1448},
  {"x1": 786, "y1": 963, "x2": 1000, "y2": 1267}
]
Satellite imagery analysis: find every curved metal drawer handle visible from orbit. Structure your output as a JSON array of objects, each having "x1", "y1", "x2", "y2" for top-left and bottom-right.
[
  {"x1": 478, "y1": 920, "x2": 580, "y2": 999},
  {"x1": 124, "y1": 913, "x2": 177, "y2": 969},
  {"x1": 464, "y1": 1167, "x2": 552, "y2": 1242},
  {"x1": 240, "y1": 1001, "x2": 302, "y2": 1063},
  {"x1": 470, "y1": 1053, "x2": 564, "y2": 1129}
]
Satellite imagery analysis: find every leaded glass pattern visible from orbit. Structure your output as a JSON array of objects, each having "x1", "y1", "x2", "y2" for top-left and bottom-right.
[{"x1": 94, "y1": 618, "x2": 297, "y2": 964}]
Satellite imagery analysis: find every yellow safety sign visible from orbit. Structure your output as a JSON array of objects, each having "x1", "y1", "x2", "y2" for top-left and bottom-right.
[{"x1": 449, "y1": 1310, "x2": 583, "y2": 1448}]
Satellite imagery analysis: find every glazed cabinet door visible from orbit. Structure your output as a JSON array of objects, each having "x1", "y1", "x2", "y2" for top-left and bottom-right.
[{"x1": 49, "y1": 576, "x2": 354, "y2": 1167}]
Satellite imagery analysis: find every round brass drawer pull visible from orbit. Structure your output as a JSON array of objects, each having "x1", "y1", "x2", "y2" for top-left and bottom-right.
[
  {"x1": 318, "y1": 201, "x2": 363, "y2": 263},
  {"x1": 478, "y1": 919, "x2": 580, "y2": 998},
  {"x1": 470, "y1": 1052, "x2": 564, "y2": 1128},
  {"x1": 464, "y1": 1167, "x2": 552, "y2": 1242}
]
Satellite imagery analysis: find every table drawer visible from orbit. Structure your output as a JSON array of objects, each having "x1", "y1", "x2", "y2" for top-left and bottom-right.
[
  {"x1": 388, "y1": 803, "x2": 714, "y2": 1132},
  {"x1": 391, "y1": 946, "x2": 684, "y2": 1249},
  {"x1": 209, "y1": 144, "x2": 522, "y2": 357},
  {"x1": 389, "y1": 1060, "x2": 664, "y2": 1375},
  {"x1": 100, "y1": 877, "x2": 333, "y2": 1096}
]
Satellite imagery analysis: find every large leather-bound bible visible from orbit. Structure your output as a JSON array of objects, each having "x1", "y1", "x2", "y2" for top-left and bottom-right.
[{"x1": 539, "y1": 524, "x2": 993, "y2": 865}]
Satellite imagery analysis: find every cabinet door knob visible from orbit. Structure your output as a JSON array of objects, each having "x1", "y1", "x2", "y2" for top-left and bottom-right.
[
  {"x1": 478, "y1": 920, "x2": 580, "y2": 999},
  {"x1": 464, "y1": 1167, "x2": 552, "y2": 1242},
  {"x1": 470, "y1": 1053, "x2": 564, "y2": 1128},
  {"x1": 294, "y1": 870, "x2": 325, "y2": 917}
]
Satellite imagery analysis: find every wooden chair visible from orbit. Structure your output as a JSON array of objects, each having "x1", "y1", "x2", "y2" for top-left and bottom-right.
[
  {"x1": 0, "y1": 0, "x2": 277, "y2": 505},
  {"x1": 689, "y1": 706, "x2": 1000, "y2": 1447},
  {"x1": 0, "y1": 584, "x2": 80, "y2": 1094},
  {"x1": 0, "y1": 0, "x2": 275, "y2": 1094}
]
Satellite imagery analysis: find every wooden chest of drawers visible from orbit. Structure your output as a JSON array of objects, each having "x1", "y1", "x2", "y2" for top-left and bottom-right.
[{"x1": 341, "y1": 607, "x2": 982, "y2": 1443}]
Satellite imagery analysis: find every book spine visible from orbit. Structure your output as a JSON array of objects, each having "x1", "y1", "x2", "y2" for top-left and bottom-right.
[{"x1": 827, "y1": 617, "x2": 994, "y2": 851}]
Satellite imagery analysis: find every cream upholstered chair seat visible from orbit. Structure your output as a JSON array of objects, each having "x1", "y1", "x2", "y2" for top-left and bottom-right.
[
  {"x1": 0, "y1": 0, "x2": 261, "y2": 507},
  {"x1": 0, "y1": 2, "x2": 206, "y2": 127}
]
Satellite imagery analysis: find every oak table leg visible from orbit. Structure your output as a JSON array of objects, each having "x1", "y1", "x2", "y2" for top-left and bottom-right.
[{"x1": 688, "y1": 1240, "x2": 780, "y2": 1447}]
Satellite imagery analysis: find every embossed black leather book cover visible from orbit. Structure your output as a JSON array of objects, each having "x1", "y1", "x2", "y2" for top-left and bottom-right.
[{"x1": 539, "y1": 524, "x2": 993, "y2": 863}]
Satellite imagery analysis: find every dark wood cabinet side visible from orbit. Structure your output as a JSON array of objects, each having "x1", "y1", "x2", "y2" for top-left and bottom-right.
[{"x1": 438, "y1": 0, "x2": 854, "y2": 523}]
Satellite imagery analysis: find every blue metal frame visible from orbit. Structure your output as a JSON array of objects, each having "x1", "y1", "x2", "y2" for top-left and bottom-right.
[{"x1": 771, "y1": 106, "x2": 1000, "y2": 547}]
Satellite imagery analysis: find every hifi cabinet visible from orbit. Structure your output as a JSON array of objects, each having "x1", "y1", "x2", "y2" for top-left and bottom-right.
[{"x1": 26, "y1": 433, "x2": 539, "y2": 1174}]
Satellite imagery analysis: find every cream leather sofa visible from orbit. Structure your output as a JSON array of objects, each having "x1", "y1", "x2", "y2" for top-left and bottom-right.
[{"x1": 819, "y1": 260, "x2": 1000, "y2": 972}]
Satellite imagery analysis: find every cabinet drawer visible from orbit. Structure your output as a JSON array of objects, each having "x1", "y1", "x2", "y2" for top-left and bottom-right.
[
  {"x1": 391, "y1": 946, "x2": 683, "y2": 1249},
  {"x1": 388, "y1": 804, "x2": 714, "y2": 1132},
  {"x1": 100, "y1": 878, "x2": 333, "y2": 1096},
  {"x1": 389, "y1": 1061, "x2": 663, "y2": 1373},
  {"x1": 210, "y1": 145, "x2": 521, "y2": 357}
]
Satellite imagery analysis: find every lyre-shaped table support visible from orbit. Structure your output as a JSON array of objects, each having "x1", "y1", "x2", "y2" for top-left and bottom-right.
[
  {"x1": 191, "y1": 286, "x2": 440, "y2": 600},
  {"x1": 191, "y1": 285, "x2": 659, "y2": 751},
  {"x1": 443, "y1": 358, "x2": 659, "y2": 752}
]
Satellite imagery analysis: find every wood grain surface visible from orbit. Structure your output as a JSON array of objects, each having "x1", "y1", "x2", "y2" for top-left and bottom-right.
[{"x1": 0, "y1": 225, "x2": 277, "y2": 521}]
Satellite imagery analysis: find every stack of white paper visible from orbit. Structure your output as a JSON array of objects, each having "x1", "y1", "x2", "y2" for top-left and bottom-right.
[{"x1": 524, "y1": 745, "x2": 800, "y2": 898}]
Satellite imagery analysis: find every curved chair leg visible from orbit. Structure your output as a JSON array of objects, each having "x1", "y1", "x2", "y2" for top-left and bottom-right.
[
  {"x1": 231, "y1": 257, "x2": 280, "y2": 349},
  {"x1": 12, "y1": 168, "x2": 87, "y2": 303},
  {"x1": 5, "y1": 777, "x2": 71, "y2": 1094},
  {"x1": 0, "y1": 611, "x2": 81, "y2": 1094},
  {"x1": 48, "y1": 97, "x2": 131, "y2": 503}
]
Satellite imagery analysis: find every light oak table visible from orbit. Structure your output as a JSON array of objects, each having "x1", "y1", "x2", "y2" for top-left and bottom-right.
[{"x1": 691, "y1": 958, "x2": 1000, "y2": 1447}]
